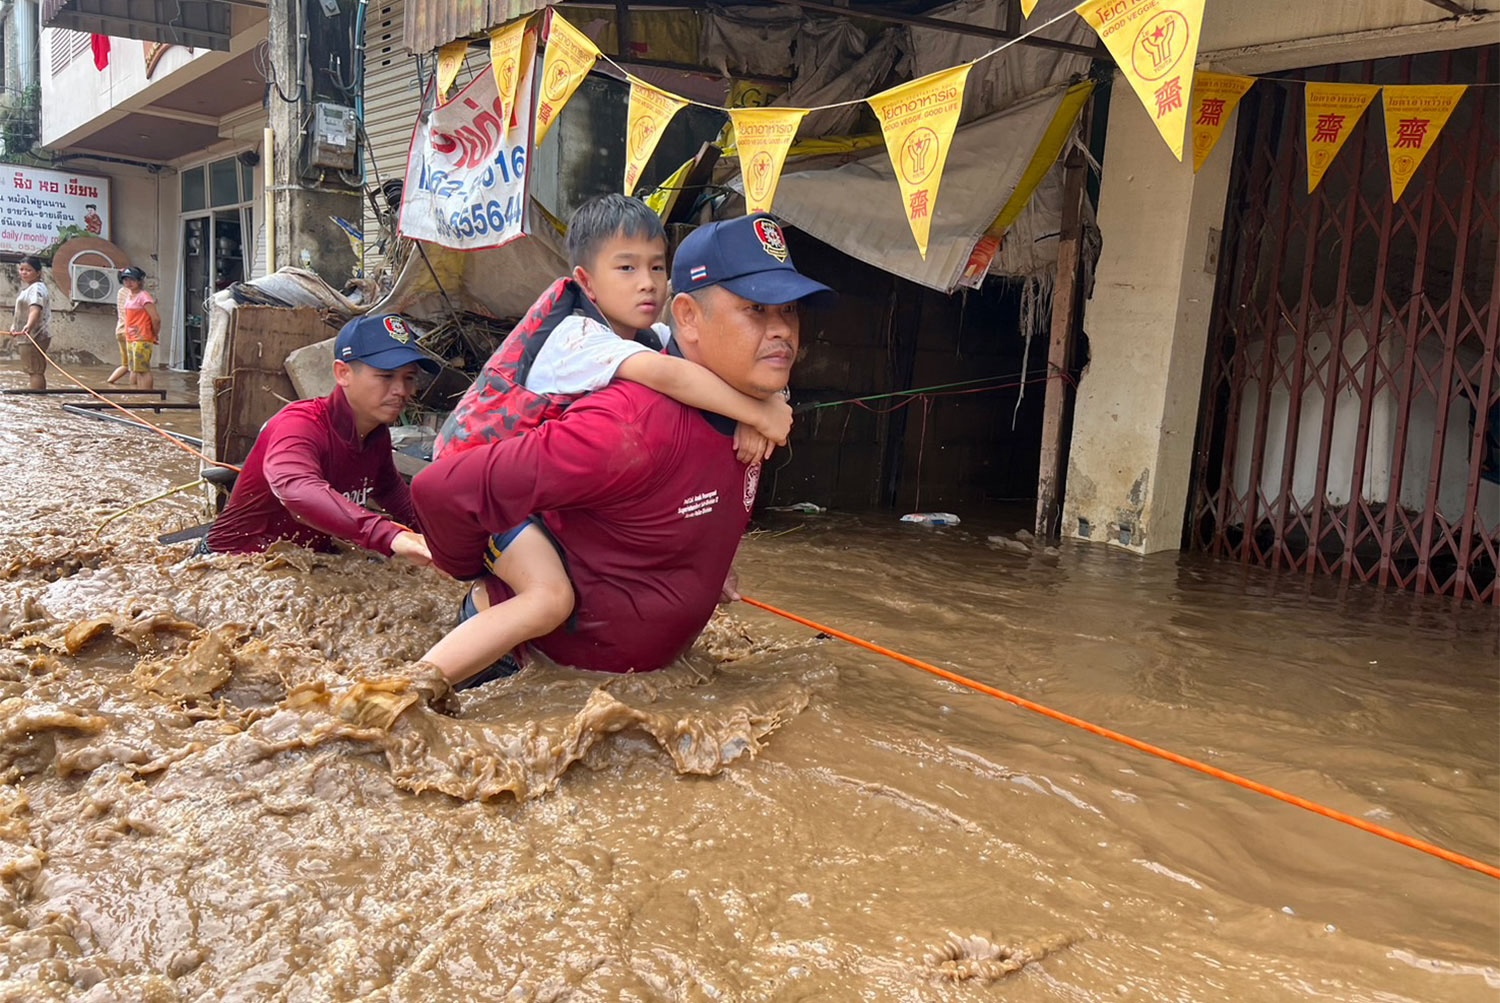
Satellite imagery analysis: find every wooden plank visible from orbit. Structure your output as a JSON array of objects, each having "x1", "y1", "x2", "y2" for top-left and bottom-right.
[
  {"x1": 1035, "y1": 149, "x2": 1088, "y2": 541},
  {"x1": 223, "y1": 307, "x2": 330, "y2": 466},
  {"x1": 3, "y1": 388, "x2": 167, "y2": 398},
  {"x1": 71, "y1": 402, "x2": 200, "y2": 411}
]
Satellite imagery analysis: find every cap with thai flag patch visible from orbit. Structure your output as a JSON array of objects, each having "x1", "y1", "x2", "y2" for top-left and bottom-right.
[{"x1": 670, "y1": 214, "x2": 836, "y2": 308}]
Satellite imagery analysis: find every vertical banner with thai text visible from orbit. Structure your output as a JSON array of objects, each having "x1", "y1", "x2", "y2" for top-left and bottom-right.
[
  {"x1": 1303, "y1": 82, "x2": 1380, "y2": 193},
  {"x1": 867, "y1": 63, "x2": 973, "y2": 259},
  {"x1": 436, "y1": 41, "x2": 467, "y2": 102},
  {"x1": 1381, "y1": 84, "x2": 1466, "y2": 202},
  {"x1": 1077, "y1": 0, "x2": 1206, "y2": 162},
  {"x1": 535, "y1": 11, "x2": 601, "y2": 147},
  {"x1": 400, "y1": 54, "x2": 536, "y2": 250},
  {"x1": 1189, "y1": 72, "x2": 1254, "y2": 172},
  {"x1": 623, "y1": 80, "x2": 688, "y2": 196},
  {"x1": 489, "y1": 18, "x2": 531, "y2": 134},
  {"x1": 729, "y1": 107, "x2": 808, "y2": 213}
]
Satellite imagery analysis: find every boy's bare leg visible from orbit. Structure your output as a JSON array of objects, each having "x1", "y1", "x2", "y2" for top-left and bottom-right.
[{"x1": 418, "y1": 527, "x2": 574, "y2": 686}]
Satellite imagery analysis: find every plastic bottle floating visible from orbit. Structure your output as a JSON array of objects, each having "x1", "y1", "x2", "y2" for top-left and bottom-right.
[{"x1": 900, "y1": 512, "x2": 960, "y2": 527}]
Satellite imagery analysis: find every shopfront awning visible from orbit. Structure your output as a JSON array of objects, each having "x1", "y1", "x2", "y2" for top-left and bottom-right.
[{"x1": 41, "y1": 0, "x2": 241, "y2": 51}]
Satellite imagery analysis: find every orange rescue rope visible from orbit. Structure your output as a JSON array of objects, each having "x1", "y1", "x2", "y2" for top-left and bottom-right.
[
  {"x1": 740, "y1": 595, "x2": 1500, "y2": 881},
  {"x1": 14, "y1": 331, "x2": 240, "y2": 473}
]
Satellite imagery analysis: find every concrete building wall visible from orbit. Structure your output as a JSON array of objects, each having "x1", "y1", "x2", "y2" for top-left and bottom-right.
[
  {"x1": 1064, "y1": 1, "x2": 1500, "y2": 554},
  {"x1": 38, "y1": 30, "x2": 204, "y2": 145}
]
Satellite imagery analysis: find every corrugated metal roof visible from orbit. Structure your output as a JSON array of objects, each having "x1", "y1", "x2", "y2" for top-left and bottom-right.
[{"x1": 402, "y1": 0, "x2": 546, "y2": 54}]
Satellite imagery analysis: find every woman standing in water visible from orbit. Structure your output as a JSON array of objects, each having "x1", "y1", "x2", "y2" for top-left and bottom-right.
[
  {"x1": 9, "y1": 256, "x2": 51, "y2": 391},
  {"x1": 106, "y1": 279, "x2": 130, "y2": 385},
  {"x1": 117, "y1": 267, "x2": 161, "y2": 392}
]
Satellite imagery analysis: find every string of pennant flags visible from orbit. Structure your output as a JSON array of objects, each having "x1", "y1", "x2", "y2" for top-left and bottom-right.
[{"x1": 426, "y1": 0, "x2": 1487, "y2": 259}]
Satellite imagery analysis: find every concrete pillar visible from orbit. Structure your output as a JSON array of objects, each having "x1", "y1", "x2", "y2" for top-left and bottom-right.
[
  {"x1": 266, "y1": 0, "x2": 361, "y2": 281},
  {"x1": 1062, "y1": 72, "x2": 1236, "y2": 554}
]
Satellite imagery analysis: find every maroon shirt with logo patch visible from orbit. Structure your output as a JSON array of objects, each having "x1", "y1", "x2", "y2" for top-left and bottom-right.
[
  {"x1": 206, "y1": 386, "x2": 417, "y2": 556},
  {"x1": 413, "y1": 381, "x2": 758, "y2": 673}
]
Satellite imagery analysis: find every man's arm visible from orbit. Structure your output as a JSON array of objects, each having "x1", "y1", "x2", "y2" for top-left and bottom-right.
[
  {"x1": 261, "y1": 423, "x2": 407, "y2": 556},
  {"x1": 615, "y1": 352, "x2": 791, "y2": 444},
  {"x1": 412, "y1": 391, "x2": 657, "y2": 579}
]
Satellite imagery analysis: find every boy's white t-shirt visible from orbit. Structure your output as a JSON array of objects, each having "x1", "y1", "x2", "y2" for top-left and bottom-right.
[{"x1": 525, "y1": 314, "x2": 672, "y2": 395}]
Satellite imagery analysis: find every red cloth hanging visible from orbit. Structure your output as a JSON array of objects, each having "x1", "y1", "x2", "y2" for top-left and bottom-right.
[{"x1": 91, "y1": 34, "x2": 110, "y2": 70}]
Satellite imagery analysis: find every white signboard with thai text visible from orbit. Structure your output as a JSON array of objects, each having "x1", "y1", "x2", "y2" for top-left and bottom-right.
[
  {"x1": 0, "y1": 167, "x2": 110, "y2": 256},
  {"x1": 399, "y1": 57, "x2": 534, "y2": 250}
]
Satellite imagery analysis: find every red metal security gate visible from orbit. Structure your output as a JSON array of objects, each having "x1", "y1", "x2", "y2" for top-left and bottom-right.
[{"x1": 1190, "y1": 46, "x2": 1500, "y2": 603}]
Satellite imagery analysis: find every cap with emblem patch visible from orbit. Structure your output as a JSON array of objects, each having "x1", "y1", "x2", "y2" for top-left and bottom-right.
[
  {"x1": 333, "y1": 314, "x2": 440, "y2": 374},
  {"x1": 671, "y1": 214, "x2": 836, "y2": 308}
]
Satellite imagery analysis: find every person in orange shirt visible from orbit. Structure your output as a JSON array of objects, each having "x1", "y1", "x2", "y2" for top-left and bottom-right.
[{"x1": 118, "y1": 266, "x2": 161, "y2": 392}]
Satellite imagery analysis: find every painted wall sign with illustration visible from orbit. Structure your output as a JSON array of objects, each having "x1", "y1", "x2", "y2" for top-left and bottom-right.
[
  {"x1": 0, "y1": 167, "x2": 110, "y2": 256},
  {"x1": 400, "y1": 54, "x2": 536, "y2": 251}
]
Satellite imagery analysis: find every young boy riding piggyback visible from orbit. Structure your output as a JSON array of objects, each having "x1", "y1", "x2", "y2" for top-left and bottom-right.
[{"x1": 417, "y1": 194, "x2": 794, "y2": 691}]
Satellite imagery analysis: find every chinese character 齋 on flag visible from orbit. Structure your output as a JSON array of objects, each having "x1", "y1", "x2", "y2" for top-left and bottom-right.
[
  {"x1": 1381, "y1": 84, "x2": 1466, "y2": 202},
  {"x1": 535, "y1": 10, "x2": 602, "y2": 147},
  {"x1": 1189, "y1": 71, "x2": 1254, "y2": 173},
  {"x1": 1303, "y1": 82, "x2": 1381, "y2": 193},
  {"x1": 1076, "y1": 0, "x2": 1206, "y2": 161},
  {"x1": 867, "y1": 63, "x2": 973, "y2": 259}
]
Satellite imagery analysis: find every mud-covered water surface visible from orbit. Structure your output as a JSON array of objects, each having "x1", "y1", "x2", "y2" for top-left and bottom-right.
[{"x1": 0, "y1": 364, "x2": 1496, "y2": 1002}]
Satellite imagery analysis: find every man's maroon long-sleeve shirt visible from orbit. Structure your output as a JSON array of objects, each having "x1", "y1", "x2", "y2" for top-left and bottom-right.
[
  {"x1": 412, "y1": 381, "x2": 757, "y2": 673},
  {"x1": 206, "y1": 386, "x2": 417, "y2": 556}
]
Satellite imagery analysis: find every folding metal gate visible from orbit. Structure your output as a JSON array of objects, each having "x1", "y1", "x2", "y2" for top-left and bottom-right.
[{"x1": 1190, "y1": 46, "x2": 1500, "y2": 603}]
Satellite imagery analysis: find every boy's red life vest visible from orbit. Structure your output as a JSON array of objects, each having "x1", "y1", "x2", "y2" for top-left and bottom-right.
[{"x1": 434, "y1": 278, "x2": 664, "y2": 460}]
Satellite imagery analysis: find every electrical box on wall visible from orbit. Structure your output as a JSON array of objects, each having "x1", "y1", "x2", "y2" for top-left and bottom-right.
[{"x1": 308, "y1": 102, "x2": 358, "y2": 171}]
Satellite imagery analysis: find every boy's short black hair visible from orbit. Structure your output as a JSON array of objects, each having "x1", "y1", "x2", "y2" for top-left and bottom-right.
[{"x1": 566, "y1": 194, "x2": 665, "y2": 270}]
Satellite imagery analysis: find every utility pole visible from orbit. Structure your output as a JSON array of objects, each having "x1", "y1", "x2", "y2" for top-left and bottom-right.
[{"x1": 266, "y1": 0, "x2": 363, "y2": 280}]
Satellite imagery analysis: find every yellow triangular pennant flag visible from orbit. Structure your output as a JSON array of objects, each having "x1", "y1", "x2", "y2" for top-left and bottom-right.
[
  {"x1": 436, "y1": 41, "x2": 468, "y2": 102},
  {"x1": 489, "y1": 18, "x2": 530, "y2": 134},
  {"x1": 1076, "y1": 0, "x2": 1205, "y2": 161},
  {"x1": 623, "y1": 80, "x2": 688, "y2": 196},
  {"x1": 729, "y1": 107, "x2": 808, "y2": 213},
  {"x1": 1382, "y1": 84, "x2": 1466, "y2": 203},
  {"x1": 1189, "y1": 72, "x2": 1254, "y2": 172},
  {"x1": 867, "y1": 63, "x2": 973, "y2": 259},
  {"x1": 1304, "y1": 82, "x2": 1380, "y2": 193},
  {"x1": 1021, "y1": 0, "x2": 1040, "y2": 16},
  {"x1": 535, "y1": 10, "x2": 601, "y2": 147}
]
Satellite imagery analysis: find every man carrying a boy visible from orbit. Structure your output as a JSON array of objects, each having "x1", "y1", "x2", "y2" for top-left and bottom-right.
[
  {"x1": 412, "y1": 197, "x2": 798, "y2": 687},
  {"x1": 412, "y1": 212, "x2": 834, "y2": 686},
  {"x1": 203, "y1": 313, "x2": 437, "y2": 563}
]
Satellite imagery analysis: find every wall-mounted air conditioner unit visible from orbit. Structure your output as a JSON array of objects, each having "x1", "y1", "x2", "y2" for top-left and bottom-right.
[{"x1": 70, "y1": 262, "x2": 119, "y2": 304}]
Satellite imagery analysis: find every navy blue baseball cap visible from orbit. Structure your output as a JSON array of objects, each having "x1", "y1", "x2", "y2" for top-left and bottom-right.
[
  {"x1": 334, "y1": 314, "x2": 440, "y2": 373},
  {"x1": 671, "y1": 214, "x2": 836, "y2": 309}
]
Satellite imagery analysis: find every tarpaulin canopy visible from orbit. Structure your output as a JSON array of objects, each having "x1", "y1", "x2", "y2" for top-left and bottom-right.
[{"x1": 757, "y1": 81, "x2": 1091, "y2": 291}]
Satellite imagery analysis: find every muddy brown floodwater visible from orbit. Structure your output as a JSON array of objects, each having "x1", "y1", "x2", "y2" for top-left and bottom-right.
[{"x1": 0, "y1": 362, "x2": 1497, "y2": 1002}]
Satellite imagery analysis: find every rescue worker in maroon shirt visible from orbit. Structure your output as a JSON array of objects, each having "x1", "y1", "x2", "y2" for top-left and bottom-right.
[
  {"x1": 411, "y1": 214, "x2": 834, "y2": 685},
  {"x1": 203, "y1": 314, "x2": 439, "y2": 563}
]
